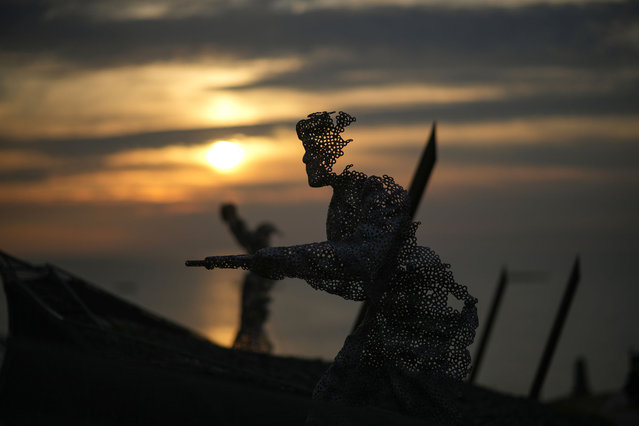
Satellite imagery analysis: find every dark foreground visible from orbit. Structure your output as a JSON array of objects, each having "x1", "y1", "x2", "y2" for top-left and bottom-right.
[{"x1": 0, "y1": 251, "x2": 606, "y2": 425}]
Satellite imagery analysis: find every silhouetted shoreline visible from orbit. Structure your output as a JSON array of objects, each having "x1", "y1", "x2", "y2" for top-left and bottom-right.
[{"x1": 0, "y1": 251, "x2": 609, "y2": 425}]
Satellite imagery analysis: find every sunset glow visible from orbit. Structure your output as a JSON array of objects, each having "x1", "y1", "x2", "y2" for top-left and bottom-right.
[
  {"x1": 206, "y1": 141, "x2": 245, "y2": 171},
  {"x1": 1, "y1": 0, "x2": 637, "y2": 401}
]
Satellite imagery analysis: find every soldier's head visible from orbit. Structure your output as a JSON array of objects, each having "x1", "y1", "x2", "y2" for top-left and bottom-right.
[{"x1": 296, "y1": 111, "x2": 356, "y2": 187}]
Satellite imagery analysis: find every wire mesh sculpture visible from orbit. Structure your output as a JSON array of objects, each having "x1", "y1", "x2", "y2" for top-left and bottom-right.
[
  {"x1": 187, "y1": 111, "x2": 478, "y2": 423},
  {"x1": 220, "y1": 203, "x2": 278, "y2": 353}
]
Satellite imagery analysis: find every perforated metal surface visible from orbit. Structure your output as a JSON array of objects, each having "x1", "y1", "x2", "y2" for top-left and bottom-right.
[
  {"x1": 247, "y1": 112, "x2": 478, "y2": 423},
  {"x1": 201, "y1": 112, "x2": 477, "y2": 422}
]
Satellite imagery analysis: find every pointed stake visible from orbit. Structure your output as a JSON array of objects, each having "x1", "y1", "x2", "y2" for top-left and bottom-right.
[
  {"x1": 529, "y1": 256, "x2": 581, "y2": 400},
  {"x1": 469, "y1": 267, "x2": 509, "y2": 383},
  {"x1": 407, "y1": 123, "x2": 437, "y2": 219},
  {"x1": 351, "y1": 123, "x2": 437, "y2": 333}
]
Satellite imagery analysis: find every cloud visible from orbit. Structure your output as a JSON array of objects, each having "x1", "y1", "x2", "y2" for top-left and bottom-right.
[
  {"x1": 2, "y1": 1, "x2": 637, "y2": 70},
  {"x1": 2, "y1": 1, "x2": 637, "y2": 144},
  {"x1": 0, "y1": 123, "x2": 288, "y2": 156},
  {"x1": 2, "y1": 114, "x2": 636, "y2": 207},
  {"x1": 0, "y1": 58, "x2": 302, "y2": 139},
  {"x1": 2, "y1": 60, "x2": 637, "y2": 141},
  {"x1": 29, "y1": 0, "x2": 631, "y2": 22},
  {"x1": 0, "y1": 149, "x2": 60, "y2": 169},
  {"x1": 0, "y1": 169, "x2": 50, "y2": 183}
]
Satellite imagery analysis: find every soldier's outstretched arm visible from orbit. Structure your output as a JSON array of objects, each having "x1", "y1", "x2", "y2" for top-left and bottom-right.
[
  {"x1": 187, "y1": 242, "x2": 353, "y2": 279},
  {"x1": 249, "y1": 241, "x2": 372, "y2": 281},
  {"x1": 187, "y1": 236, "x2": 382, "y2": 282},
  {"x1": 185, "y1": 254, "x2": 253, "y2": 270}
]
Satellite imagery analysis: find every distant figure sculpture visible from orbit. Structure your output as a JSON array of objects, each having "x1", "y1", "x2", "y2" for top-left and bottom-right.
[
  {"x1": 187, "y1": 111, "x2": 478, "y2": 423},
  {"x1": 220, "y1": 203, "x2": 277, "y2": 353},
  {"x1": 625, "y1": 351, "x2": 639, "y2": 406}
]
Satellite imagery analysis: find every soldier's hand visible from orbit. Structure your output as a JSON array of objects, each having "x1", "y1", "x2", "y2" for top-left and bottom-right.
[
  {"x1": 220, "y1": 204, "x2": 237, "y2": 222},
  {"x1": 203, "y1": 254, "x2": 252, "y2": 270}
]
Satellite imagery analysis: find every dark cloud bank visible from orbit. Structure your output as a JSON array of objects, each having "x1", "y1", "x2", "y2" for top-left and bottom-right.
[
  {"x1": 2, "y1": 1, "x2": 638, "y2": 73},
  {"x1": 2, "y1": 0, "x2": 637, "y2": 148}
]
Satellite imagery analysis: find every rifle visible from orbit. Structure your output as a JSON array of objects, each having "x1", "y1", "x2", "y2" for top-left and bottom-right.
[{"x1": 185, "y1": 254, "x2": 253, "y2": 270}]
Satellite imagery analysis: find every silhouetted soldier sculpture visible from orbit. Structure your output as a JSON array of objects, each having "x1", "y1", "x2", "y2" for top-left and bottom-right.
[
  {"x1": 187, "y1": 111, "x2": 478, "y2": 424},
  {"x1": 220, "y1": 203, "x2": 277, "y2": 353}
]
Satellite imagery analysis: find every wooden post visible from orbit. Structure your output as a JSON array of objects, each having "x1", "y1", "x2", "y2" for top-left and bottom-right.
[
  {"x1": 529, "y1": 256, "x2": 581, "y2": 400},
  {"x1": 407, "y1": 123, "x2": 437, "y2": 219},
  {"x1": 469, "y1": 267, "x2": 508, "y2": 383},
  {"x1": 351, "y1": 123, "x2": 437, "y2": 333}
]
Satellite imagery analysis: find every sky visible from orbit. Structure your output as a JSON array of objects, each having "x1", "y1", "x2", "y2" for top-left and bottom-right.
[{"x1": 1, "y1": 0, "x2": 638, "y2": 400}]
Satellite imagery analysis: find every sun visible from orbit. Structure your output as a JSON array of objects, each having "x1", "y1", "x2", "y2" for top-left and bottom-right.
[{"x1": 206, "y1": 141, "x2": 244, "y2": 171}]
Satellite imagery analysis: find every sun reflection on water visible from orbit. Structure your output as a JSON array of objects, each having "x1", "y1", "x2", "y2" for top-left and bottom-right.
[{"x1": 204, "y1": 325, "x2": 238, "y2": 347}]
